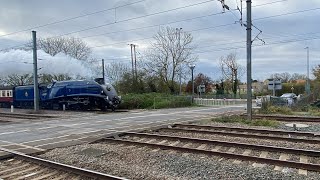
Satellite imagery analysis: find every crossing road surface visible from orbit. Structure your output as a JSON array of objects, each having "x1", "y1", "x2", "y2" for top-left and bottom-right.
[{"x1": 0, "y1": 106, "x2": 245, "y2": 154}]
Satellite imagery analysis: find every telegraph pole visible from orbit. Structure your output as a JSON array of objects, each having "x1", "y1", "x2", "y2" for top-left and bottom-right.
[
  {"x1": 305, "y1": 47, "x2": 310, "y2": 94},
  {"x1": 32, "y1": 31, "x2": 39, "y2": 112},
  {"x1": 246, "y1": 0, "x2": 252, "y2": 120},
  {"x1": 133, "y1": 44, "x2": 137, "y2": 79},
  {"x1": 102, "y1": 59, "x2": 105, "y2": 84},
  {"x1": 129, "y1": 44, "x2": 134, "y2": 78}
]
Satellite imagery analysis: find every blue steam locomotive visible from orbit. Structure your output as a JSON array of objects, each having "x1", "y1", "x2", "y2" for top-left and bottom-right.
[{"x1": 0, "y1": 79, "x2": 121, "y2": 111}]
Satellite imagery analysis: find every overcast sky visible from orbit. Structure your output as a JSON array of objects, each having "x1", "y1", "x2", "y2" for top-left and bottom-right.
[{"x1": 0, "y1": 0, "x2": 319, "y2": 82}]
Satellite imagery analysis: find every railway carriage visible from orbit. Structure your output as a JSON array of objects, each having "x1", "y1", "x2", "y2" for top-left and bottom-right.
[{"x1": 0, "y1": 86, "x2": 13, "y2": 108}]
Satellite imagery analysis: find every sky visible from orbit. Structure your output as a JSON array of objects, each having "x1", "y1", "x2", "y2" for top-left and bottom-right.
[{"x1": 0, "y1": 0, "x2": 319, "y2": 82}]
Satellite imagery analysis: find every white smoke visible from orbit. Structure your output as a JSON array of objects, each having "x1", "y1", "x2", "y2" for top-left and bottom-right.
[{"x1": 0, "y1": 49, "x2": 94, "y2": 78}]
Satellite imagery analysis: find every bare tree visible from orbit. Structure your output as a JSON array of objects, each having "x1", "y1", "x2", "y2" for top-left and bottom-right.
[
  {"x1": 143, "y1": 26, "x2": 197, "y2": 93},
  {"x1": 39, "y1": 73, "x2": 72, "y2": 83},
  {"x1": 4, "y1": 73, "x2": 33, "y2": 86},
  {"x1": 25, "y1": 37, "x2": 91, "y2": 61},
  {"x1": 269, "y1": 72, "x2": 291, "y2": 83},
  {"x1": 105, "y1": 61, "x2": 129, "y2": 86},
  {"x1": 219, "y1": 53, "x2": 244, "y2": 97},
  {"x1": 0, "y1": 77, "x2": 5, "y2": 86}
]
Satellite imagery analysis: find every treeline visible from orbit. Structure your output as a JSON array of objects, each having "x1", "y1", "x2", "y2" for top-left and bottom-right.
[{"x1": 0, "y1": 73, "x2": 79, "y2": 86}]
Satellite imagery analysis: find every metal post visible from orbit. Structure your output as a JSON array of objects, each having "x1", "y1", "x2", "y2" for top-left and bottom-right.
[
  {"x1": 192, "y1": 68, "x2": 194, "y2": 96},
  {"x1": 32, "y1": 31, "x2": 39, "y2": 112},
  {"x1": 179, "y1": 65, "x2": 182, "y2": 95},
  {"x1": 129, "y1": 44, "x2": 134, "y2": 78},
  {"x1": 306, "y1": 47, "x2": 310, "y2": 94},
  {"x1": 246, "y1": 0, "x2": 252, "y2": 120},
  {"x1": 102, "y1": 59, "x2": 105, "y2": 84},
  {"x1": 133, "y1": 45, "x2": 137, "y2": 80},
  {"x1": 272, "y1": 75, "x2": 275, "y2": 96}
]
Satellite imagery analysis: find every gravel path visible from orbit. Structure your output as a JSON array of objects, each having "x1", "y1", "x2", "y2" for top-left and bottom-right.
[{"x1": 41, "y1": 143, "x2": 320, "y2": 180}]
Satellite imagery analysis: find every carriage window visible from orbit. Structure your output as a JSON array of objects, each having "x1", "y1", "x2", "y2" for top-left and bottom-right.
[
  {"x1": 9, "y1": 91, "x2": 12, "y2": 97},
  {"x1": 2, "y1": 91, "x2": 5, "y2": 97},
  {"x1": 6, "y1": 91, "x2": 10, "y2": 97}
]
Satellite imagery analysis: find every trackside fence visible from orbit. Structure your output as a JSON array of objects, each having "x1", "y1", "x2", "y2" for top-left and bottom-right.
[{"x1": 194, "y1": 98, "x2": 248, "y2": 106}]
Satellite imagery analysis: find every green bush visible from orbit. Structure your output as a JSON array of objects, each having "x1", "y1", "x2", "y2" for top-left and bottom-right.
[
  {"x1": 118, "y1": 93, "x2": 193, "y2": 109},
  {"x1": 212, "y1": 115, "x2": 280, "y2": 127},
  {"x1": 259, "y1": 103, "x2": 293, "y2": 115},
  {"x1": 308, "y1": 107, "x2": 320, "y2": 116}
]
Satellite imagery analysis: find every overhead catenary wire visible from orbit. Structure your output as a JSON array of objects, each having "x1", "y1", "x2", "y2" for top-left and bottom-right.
[
  {"x1": 0, "y1": 0, "x2": 298, "y2": 51},
  {"x1": 89, "y1": 6, "x2": 320, "y2": 49},
  {"x1": 0, "y1": 0, "x2": 216, "y2": 51},
  {"x1": 0, "y1": 0, "x2": 146, "y2": 38},
  {"x1": 76, "y1": 0, "x2": 289, "y2": 39},
  {"x1": 53, "y1": 0, "x2": 216, "y2": 38},
  {"x1": 194, "y1": 35, "x2": 320, "y2": 54},
  {"x1": 4, "y1": 32, "x2": 317, "y2": 66}
]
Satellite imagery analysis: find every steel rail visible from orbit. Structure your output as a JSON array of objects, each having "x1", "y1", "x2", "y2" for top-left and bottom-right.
[
  {"x1": 161, "y1": 127, "x2": 320, "y2": 144},
  {"x1": 121, "y1": 132, "x2": 320, "y2": 157},
  {"x1": 174, "y1": 124, "x2": 316, "y2": 137},
  {"x1": 103, "y1": 138, "x2": 320, "y2": 172},
  {"x1": 0, "y1": 147, "x2": 128, "y2": 180},
  {"x1": 241, "y1": 114, "x2": 320, "y2": 122},
  {"x1": 0, "y1": 112, "x2": 54, "y2": 119}
]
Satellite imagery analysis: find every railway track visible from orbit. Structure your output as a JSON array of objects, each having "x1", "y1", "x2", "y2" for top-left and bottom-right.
[
  {"x1": 241, "y1": 114, "x2": 320, "y2": 122},
  {"x1": 102, "y1": 131, "x2": 320, "y2": 174},
  {"x1": 168, "y1": 124, "x2": 320, "y2": 144},
  {"x1": 0, "y1": 148, "x2": 127, "y2": 180},
  {"x1": 0, "y1": 112, "x2": 54, "y2": 120}
]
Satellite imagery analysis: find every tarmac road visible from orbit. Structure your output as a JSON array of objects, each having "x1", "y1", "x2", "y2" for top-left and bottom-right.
[{"x1": 0, "y1": 106, "x2": 245, "y2": 155}]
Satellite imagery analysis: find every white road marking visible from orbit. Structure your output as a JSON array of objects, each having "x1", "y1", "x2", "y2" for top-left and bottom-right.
[
  {"x1": 17, "y1": 116, "x2": 209, "y2": 148},
  {"x1": 0, "y1": 129, "x2": 28, "y2": 135},
  {"x1": 0, "y1": 107, "x2": 243, "y2": 141},
  {"x1": 0, "y1": 140, "x2": 44, "y2": 151}
]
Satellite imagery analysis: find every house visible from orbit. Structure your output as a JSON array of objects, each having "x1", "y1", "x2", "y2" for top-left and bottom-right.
[{"x1": 239, "y1": 81, "x2": 264, "y2": 93}]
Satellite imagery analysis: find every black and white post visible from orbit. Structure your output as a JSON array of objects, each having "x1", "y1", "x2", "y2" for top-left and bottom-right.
[
  {"x1": 189, "y1": 64, "x2": 196, "y2": 102},
  {"x1": 102, "y1": 59, "x2": 105, "y2": 84},
  {"x1": 32, "y1": 31, "x2": 39, "y2": 111},
  {"x1": 246, "y1": 0, "x2": 252, "y2": 120}
]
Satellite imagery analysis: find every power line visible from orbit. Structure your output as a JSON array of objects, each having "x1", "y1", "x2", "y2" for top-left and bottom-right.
[
  {"x1": 3, "y1": 34, "x2": 318, "y2": 66},
  {"x1": 0, "y1": 0, "x2": 146, "y2": 38},
  {"x1": 82, "y1": 0, "x2": 285, "y2": 39},
  {"x1": 81, "y1": 11, "x2": 227, "y2": 39},
  {"x1": 90, "y1": 23, "x2": 237, "y2": 48},
  {"x1": 55, "y1": 0, "x2": 216, "y2": 38},
  {"x1": 70, "y1": 6, "x2": 320, "y2": 49},
  {"x1": 0, "y1": 0, "x2": 295, "y2": 50},
  {"x1": 2, "y1": 2, "x2": 319, "y2": 52},
  {"x1": 194, "y1": 35, "x2": 320, "y2": 54},
  {"x1": 254, "y1": 7, "x2": 320, "y2": 21}
]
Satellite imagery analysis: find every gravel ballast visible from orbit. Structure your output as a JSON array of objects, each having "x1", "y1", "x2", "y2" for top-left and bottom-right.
[{"x1": 41, "y1": 143, "x2": 320, "y2": 180}]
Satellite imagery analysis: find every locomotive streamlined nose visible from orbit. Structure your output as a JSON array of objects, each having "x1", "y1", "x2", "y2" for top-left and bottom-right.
[{"x1": 101, "y1": 84, "x2": 121, "y2": 107}]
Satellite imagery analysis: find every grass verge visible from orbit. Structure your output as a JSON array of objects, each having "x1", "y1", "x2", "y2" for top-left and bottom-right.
[
  {"x1": 258, "y1": 102, "x2": 293, "y2": 115},
  {"x1": 118, "y1": 93, "x2": 194, "y2": 109},
  {"x1": 211, "y1": 115, "x2": 280, "y2": 127}
]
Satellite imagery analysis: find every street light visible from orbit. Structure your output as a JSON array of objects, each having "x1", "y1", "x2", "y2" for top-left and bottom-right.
[
  {"x1": 305, "y1": 47, "x2": 310, "y2": 94},
  {"x1": 189, "y1": 63, "x2": 196, "y2": 100}
]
